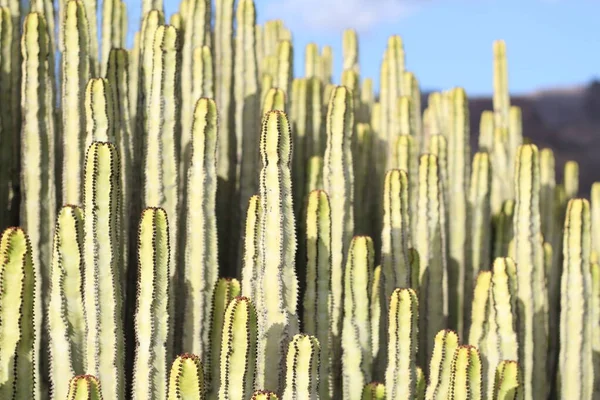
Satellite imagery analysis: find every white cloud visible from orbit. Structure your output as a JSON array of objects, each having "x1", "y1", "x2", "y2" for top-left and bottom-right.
[{"x1": 262, "y1": 0, "x2": 424, "y2": 33}]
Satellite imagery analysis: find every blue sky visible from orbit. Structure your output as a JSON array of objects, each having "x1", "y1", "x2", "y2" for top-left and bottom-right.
[{"x1": 141, "y1": 0, "x2": 600, "y2": 96}]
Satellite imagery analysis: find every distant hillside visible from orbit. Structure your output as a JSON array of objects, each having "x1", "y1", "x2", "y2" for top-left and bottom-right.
[{"x1": 426, "y1": 81, "x2": 600, "y2": 196}]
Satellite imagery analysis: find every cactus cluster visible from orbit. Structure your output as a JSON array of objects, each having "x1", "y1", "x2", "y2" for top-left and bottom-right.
[{"x1": 0, "y1": 0, "x2": 598, "y2": 399}]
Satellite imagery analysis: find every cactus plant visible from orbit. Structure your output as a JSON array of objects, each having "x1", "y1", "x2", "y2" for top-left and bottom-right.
[
  {"x1": 168, "y1": 354, "x2": 205, "y2": 400},
  {"x1": 67, "y1": 375, "x2": 103, "y2": 400},
  {"x1": 282, "y1": 334, "x2": 320, "y2": 400}
]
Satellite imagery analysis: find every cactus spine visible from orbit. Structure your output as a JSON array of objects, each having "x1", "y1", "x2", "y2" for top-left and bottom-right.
[
  {"x1": 168, "y1": 354, "x2": 205, "y2": 400},
  {"x1": 61, "y1": 0, "x2": 90, "y2": 206},
  {"x1": 559, "y1": 198, "x2": 593, "y2": 398},
  {"x1": 303, "y1": 189, "x2": 332, "y2": 399},
  {"x1": 282, "y1": 334, "x2": 321, "y2": 400},
  {"x1": 83, "y1": 142, "x2": 124, "y2": 399},
  {"x1": 513, "y1": 144, "x2": 547, "y2": 400},
  {"x1": 48, "y1": 206, "x2": 85, "y2": 398},
  {"x1": 133, "y1": 207, "x2": 171, "y2": 400},
  {"x1": 67, "y1": 375, "x2": 103, "y2": 400},
  {"x1": 0, "y1": 228, "x2": 38, "y2": 398},
  {"x1": 385, "y1": 288, "x2": 418, "y2": 400},
  {"x1": 255, "y1": 110, "x2": 299, "y2": 393},
  {"x1": 342, "y1": 236, "x2": 374, "y2": 400},
  {"x1": 218, "y1": 296, "x2": 257, "y2": 400}
]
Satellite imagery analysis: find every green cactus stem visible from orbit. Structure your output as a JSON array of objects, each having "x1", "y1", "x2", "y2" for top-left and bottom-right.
[
  {"x1": 282, "y1": 334, "x2": 320, "y2": 400},
  {"x1": 168, "y1": 354, "x2": 206, "y2": 400},
  {"x1": 448, "y1": 345, "x2": 482, "y2": 400},
  {"x1": 362, "y1": 382, "x2": 385, "y2": 400},
  {"x1": 67, "y1": 375, "x2": 103, "y2": 400},
  {"x1": 0, "y1": 227, "x2": 38, "y2": 398},
  {"x1": 241, "y1": 195, "x2": 261, "y2": 300},
  {"x1": 493, "y1": 361, "x2": 523, "y2": 400},
  {"x1": 132, "y1": 207, "x2": 171, "y2": 400},
  {"x1": 48, "y1": 206, "x2": 85, "y2": 399},
  {"x1": 425, "y1": 330, "x2": 459, "y2": 400},
  {"x1": 217, "y1": 296, "x2": 257, "y2": 400}
]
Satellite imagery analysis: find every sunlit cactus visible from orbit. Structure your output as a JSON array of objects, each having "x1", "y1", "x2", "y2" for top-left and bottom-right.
[
  {"x1": 493, "y1": 361, "x2": 524, "y2": 400},
  {"x1": 448, "y1": 345, "x2": 482, "y2": 400},
  {"x1": 48, "y1": 206, "x2": 85, "y2": 399},
  {"x1": 67, "y1": 375, "x2": 103, "y2": 400},
  {"x1": 217, "y1": 296, "x2": 257, "y2": 400},
  {"x1": 425, "y1": 330, "x2": 459, "y2": 400},
  {"x1": 282, "y1": 334, "x2": 320, "y2": 400},
  {"x1": 362, "y1": 382, "x2": 385, "y2": 400},
  {"x1": 132, "y1": 207, "x2": 171, "y2": 400},
  {"x1": 385, "y1": 288, "x2": 418, "y2": 400},
  {"x1": 83, "y1": 142, "x2": 124, "y2": 400},
  {"x1": 181, "y1": 98, "x2": 219, "y2": 359},
  {"x1": 513, "y1": 144, "x2": 547, "y2": 400},
  {"x1": 559, "y1": 198, "x2": 593, "y2": 398},
  {"x1": 0, "y1": 227, "x2": 38, "y2": 398},
  {"x1": 303, "y1": 189, "x2": 332, "y2": 399},
  {"x1": 342, "y1": 236, "x2": 374, "y2": 400},
  {"x1": 255, "y1": 110, "x2": 299, "y2": 393},
  {"x1": 168, "y1": 354, "x2": 205, "y2": 400}
]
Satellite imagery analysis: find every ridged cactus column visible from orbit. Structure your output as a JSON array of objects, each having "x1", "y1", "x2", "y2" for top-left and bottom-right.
[
  {"x1": 235, "y1": 0, "x2": 260, "y2": 271},
  {"x1": 492, "y1": 361, "x2": 524, "y2": 400},
  {"x1": 448, "y1": 345, "x2": 482, "y2": 399},
  {"x1": 85, "y1": 78, "x2": 115, "y2": 146},
  {"x1": 20, "y1": 12, "x2": 56, "y2": 321},
  {"x1": 48, "y1": 206, "x2": 86, "y2": 398},
  {"x1": 415, "y1": 154, "x2": 448, "y2": 366},
  {"x1": 168, "y1": 354, "x2": 205, "y2": 400},
  {"x1": 241, "y1": 195, "x2": 261, "y2": 300},
  {"x1": 182, "y1": 98, "x2": 218, "y2": 358},
  {"x1": 256, "y1": 110, "x2": 299, "y2": 393},
  {"x1": 61, "y1": 0, "x2": 90, "y2": 206},
  {"x1": 133, "y1": 207, "x2": 171, "y2": 400},
  {"x1": 143, "y1": 28, "x2": 181, "y2": 356},
  {"x1": 447, "y1": 88, "x2": 470, "y2": 335},
  {"x1": 83, "y1": 142, "x2": 124, "y2": 399},
  {"x1": 425, "y1": 330, "x2": 460, "y2": 400},
  {"x1": 282, "y1": 334, "x2": 321, "y2": 400},
  {"x1": 218, "y1": 296, "x2": 257, "y2": 400},
  {"x1": 559, "y1": 198, "x2": 593, "y2": 399},
  {"x1": 303, "y1": 189, "x2": 332, "y2": 399},
  {"x1": 0, "y1": 228, "x2": 38, "y2": 398},
  {"x1": 323, "y1": 86, "x2": 354, "y2": 397},
  {"x1": 342, "y1": 236, "x2": 374, "y2": 400},
  {"x1": 513, "y1": 144, "x2": 547, "y2": 400},
  {"x1": 67, "y1": 375, "x2": 103, "y2": 400},
  {"x1": 385, "y1": 288, "x2": 418, "y2": 400}
]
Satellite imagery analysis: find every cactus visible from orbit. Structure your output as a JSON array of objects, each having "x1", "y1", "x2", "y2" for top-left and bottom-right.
[
  {"x1": 67, "y1": 375, "x2": 103, "y2": 400},
  {"x1": 513, "y1": 144, "x2": 547, "y2": 400},
  {"x1": 303, "y1": 189, "x2": 332, "y2": 399},
  {"x1": 342, "y1": 236, "x2": 374, "y2": 400},
  {"x1": 564, "y1": 160, "x2": 579, "y2": 199},
  {"x1": 251, "y1": 391, "x2": 278, "y2": 400},
  {"x1": 425, "y1": 330, "x2": 459, "y2": 400},
  {"x1": 181, "y1": 98, "x2": 219, "y2": 358},
  {"x1": 60, "y1": 0, "x2": 90, "y2": 206},
  {"x1": 493, "y1": 361, "x2": 524, "y2": 400},
  {"x1": 448, "y1": 345, "x2": 482, "y2": 400},
  {"x1": 83, "y1": 142, "x2": 124, "y2": 400},
  {"x1": 559, "y1": 198, "x2": 593, "y2": 398},
  {"x1": 590, "y1": 260, "x2": 600, "y2": 398},
  {"x1": 21, "y1": 12, "x2": 56, "y2": 328},
  {"x1": 415, "y1": 154, "x2": 448, "y2": 365},
  {"x1": 241, "y1": 195, "x2": 261, "y2": 300},
  {"x1": 485, "y1": 257, "x2": 519, "y2": 397},
  {"x1": 262, "y1": 87, "x2": 286, "y2": 114},
  {"x1": 47, "y1": 206, "x2": 85, "y2": 399},
  {"x1": 282, "y1": 334, "x2": 320, "y2": 400},
  {"x1": 362, "y1": 382, "x2": 385, "y2": 400},
  {"x1": 323, "y1": 86, "x2": 355, "y2": 396},
  {"x1": 464, "y1": 152, "x2": 491, "y2": 332},
  {"x1": 255, "y1": 110, "x2": 299, "y2": 393},
  {"x1": 353, "y1": 123, "x2": 374, "y2": 235},
  {"x1": 168, "y1": 354, "x2": 205, "y2": 400},
  {"x1": 478, "y1": 110, "x2": 494, "y2": 152},
  {"x1": 0, "y1": 227, "x2": 38, "y2": 398},
  {"x1": 385, "y1": 288, "x2": 418, "y2": 400},
  {"x1": 217, "y1": 296, "x2": 257, "y2": 400},
  {"x1": 132, "y1": 207, "x2": 171, "y2": 400}
]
